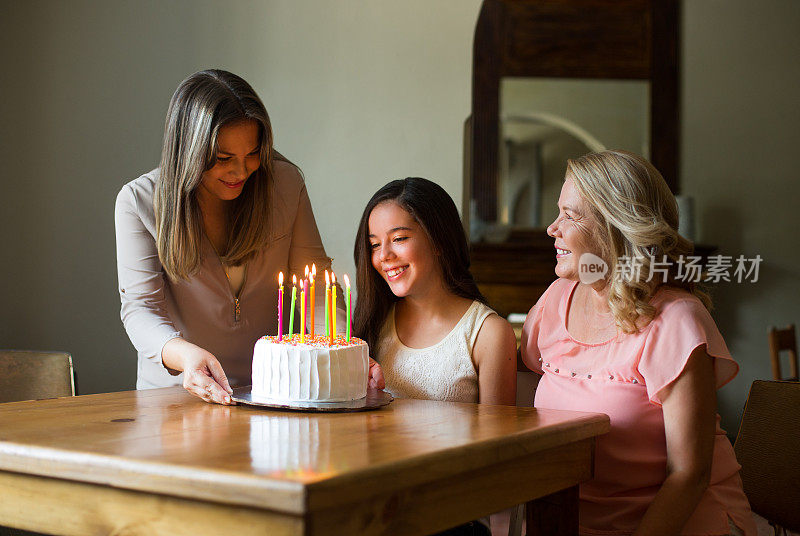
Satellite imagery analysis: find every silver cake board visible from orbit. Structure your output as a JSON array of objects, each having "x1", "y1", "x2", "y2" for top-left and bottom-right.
[{"x1": 231, "y1": 386, "x2": 393, "y2": 413}]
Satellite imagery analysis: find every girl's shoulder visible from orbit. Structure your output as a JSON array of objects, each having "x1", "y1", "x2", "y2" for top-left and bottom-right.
[
  {"x1": 473, "y1": 305, "x2": 513, "y2": 342},
  {"x1": 471, "y1": 301, "x2": 516, "y2": 375},
  {"x1": 468, "y1": 300, "x2": 511, "y2": 342},
  {"x1": 470, "y1": 300, "x2": 500, "y2": 325}
]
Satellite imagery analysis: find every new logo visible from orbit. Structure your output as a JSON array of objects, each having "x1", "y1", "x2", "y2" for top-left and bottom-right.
[{"x1": 579, "y1": 253, "x2": 608, "y2": 284}]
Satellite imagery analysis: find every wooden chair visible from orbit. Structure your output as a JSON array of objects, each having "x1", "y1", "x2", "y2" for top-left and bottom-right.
[
  {"x1": 734, "y1": 380, "x2": 800, "y2": 534},
  {"x1": 768, "y1": 325, "x2": 798, "y2": 381},
  {"x1": 0, "y1": 350, "x2": 75, "y2": 403},
  {"x1": 0, "y1": 351, "x2": 75, "y2": 536}
]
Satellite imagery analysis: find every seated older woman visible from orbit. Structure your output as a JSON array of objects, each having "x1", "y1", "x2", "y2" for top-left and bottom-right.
[{"x1": 521, "y1": 150, "x2": 756, "y2": 536}]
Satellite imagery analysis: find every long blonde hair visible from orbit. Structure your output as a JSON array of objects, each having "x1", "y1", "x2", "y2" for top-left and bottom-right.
[
  {"x1": 155, "y1": 69, "x2": 288, "y2": 280},
  {"x1": 566, "y1": 150, "x2": 710, "y2": 333}
]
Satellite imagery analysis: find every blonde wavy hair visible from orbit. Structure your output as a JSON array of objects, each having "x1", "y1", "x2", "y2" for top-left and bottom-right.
[{"x1": 566, "y1": 150, "x2": 710, "y2": 333}]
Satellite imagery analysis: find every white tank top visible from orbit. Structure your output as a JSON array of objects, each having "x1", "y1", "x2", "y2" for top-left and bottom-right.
[{"x1": 376, "y1": 300, "x2": 497, "y2": 402}]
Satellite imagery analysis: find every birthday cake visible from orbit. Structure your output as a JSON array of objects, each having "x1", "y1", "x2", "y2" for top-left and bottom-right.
[{"x1": 251, "y1": 335, "x2": 369, "y2": 402}]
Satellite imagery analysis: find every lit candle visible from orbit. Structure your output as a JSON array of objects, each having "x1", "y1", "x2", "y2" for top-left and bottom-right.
[
  {"x1": 289, "y1": 274, "x2": 297, "y2": 338},
  {"x1": 300, "y1": 276, "x2": 306, "y2": 344},
  {"x1": 309, "y1": 273, "x2": 315, "y2": 339},
  {"x1": 328, "y1": 285, "x2": 334, "y2": 344},
  {"x1": 303, "y1": 265, "x2": 309, "y2": 343},
  {"x1": 324, "y1": 270, "x2": 330, "y2": 339},
  {"x1": 344, "y1": 274, "x2": 351, "y2": 342},
  {"x1": 331, "y1": 272, "x2": 337, "y2": 340},
  {"x1": 278, "y1": 272, "x2": 284, "y2": 341},
  {"x1": 310, "y1": 264, "x2": 316, "y2": 338}
]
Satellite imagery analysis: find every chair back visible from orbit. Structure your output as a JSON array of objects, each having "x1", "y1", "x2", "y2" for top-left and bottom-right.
[
  {"x1": 0, "y1": 350, "x2": 75, "y2": 403},
  {"x1": 734, "y1": 380, "x2": 800, "y2": 531},
  {"x1": 768, "y1": 324, "x2": 798, "y2": 381}
]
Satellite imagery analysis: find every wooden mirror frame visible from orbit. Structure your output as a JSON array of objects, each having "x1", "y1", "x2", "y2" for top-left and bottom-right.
[
  {"x1": 470, "y1": 0, "x2": 679, "y2": 223},
  {"x1": 467, "y1": 0, "x2": 679, "y2": 318}
]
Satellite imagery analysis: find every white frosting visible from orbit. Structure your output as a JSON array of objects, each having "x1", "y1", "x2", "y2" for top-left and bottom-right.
[{"x1": 251, "y1": 338, "x2": 369, "y2": 402}]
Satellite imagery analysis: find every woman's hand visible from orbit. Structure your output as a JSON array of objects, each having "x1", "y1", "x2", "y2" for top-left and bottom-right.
[
  {"x1": 162, "y1": 338, "x2": 235, "y2": 405},
  {"x1": 368, "y1": 357, "x2": 385, "y2": 389}
]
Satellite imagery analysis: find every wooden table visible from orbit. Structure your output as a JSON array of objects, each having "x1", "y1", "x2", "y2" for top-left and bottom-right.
[{"x1": 0, "y1": 387, "x2": 608, "y2": 536}]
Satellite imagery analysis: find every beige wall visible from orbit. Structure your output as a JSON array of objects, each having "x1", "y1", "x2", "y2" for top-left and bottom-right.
[
  {"x1": 1, "y1": 1, "x2": 798, "y2": 434},
  {"x1": 681, "y1": 0, "x2": 800, "y2": 431},
  {"x1": 0, "y1": 0, "x2": 482, "y2": 394}
]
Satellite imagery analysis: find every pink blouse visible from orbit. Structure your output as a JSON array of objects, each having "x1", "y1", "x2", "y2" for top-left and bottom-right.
[{"x1": 521, "y1": 278, "x2": 756, "y2": 536}]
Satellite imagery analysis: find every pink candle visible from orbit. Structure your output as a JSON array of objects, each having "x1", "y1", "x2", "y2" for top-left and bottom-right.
[
  {"x1": 303, "y1": 265, "x2": 310, "y2": 341},
  {"x1": 331, "y1": 272, "x2": 337, "y2": 340},
  {"x1": 300, "y1": 276, "x2": 306, "y2": 344},
  {"x1": 324, "y1": 270, "x2": 330, "y2": 338},
  {"x1": 277, "y1": 272, "x2": 284, "y2": 341},
  {"x1": 344, "y1": 274, "x2": 351, "y2": 342},
  {"x1": 309, "y1": 272, "x2": 315, "y2": 339},
  {"x1": 310, "y1": 264, "x2": 317, "y2": 338},
  {"x1": 304, "y1": 278, "x2": 309, "y2": 334}
]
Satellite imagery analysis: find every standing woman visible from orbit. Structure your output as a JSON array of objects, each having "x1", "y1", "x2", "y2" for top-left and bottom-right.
[
  {"x1": 116, "y1": 70, "x2": 344, "y2": 404},
  {"x1": 521, "y1": 150, "x2": 756, "y2": 535}
]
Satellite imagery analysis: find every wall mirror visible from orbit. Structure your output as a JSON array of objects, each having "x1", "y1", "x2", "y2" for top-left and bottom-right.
[
  {"x1": 466, "y1": 0, "x2": 678, "y2": 317},
  {"x1": 493, "y1": 78, "x2": 650, "y2": 236}
]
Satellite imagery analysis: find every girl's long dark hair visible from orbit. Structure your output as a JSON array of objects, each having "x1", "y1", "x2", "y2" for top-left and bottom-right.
[{"x1": 353, "y1": 178, "x2": 486, "y2": 352}]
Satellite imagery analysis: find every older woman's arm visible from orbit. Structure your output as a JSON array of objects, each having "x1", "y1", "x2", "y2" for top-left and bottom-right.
[{"x1": 633, "y1": 345, "x2": 717, "y2": 536}]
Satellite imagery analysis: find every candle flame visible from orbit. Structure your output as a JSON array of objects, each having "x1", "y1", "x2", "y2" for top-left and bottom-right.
[
  {"x1": 309, "y1": 273, "x2": 314, "y2": 285},
  {"x1": 312, "y1": 263, "x2": 317, "y2": 276},
  {"x1": 292, "y1": 274, "x2": 297, "y2": 284},
  {"x1": 305, "y1": 265, "x2": 309, "y2": 277},
  {"x1": 331, "y1": 272, "x2": 336, "y2": 284},
  {"x1": 343, "y1": 274, "x2": 350, "y2": 288},
  {"x1": 325, "y1": 270, "x2": 330, "y2": 285},
  {"x1": 278, "y1": 272, "x2": 283, "y2": 285}
]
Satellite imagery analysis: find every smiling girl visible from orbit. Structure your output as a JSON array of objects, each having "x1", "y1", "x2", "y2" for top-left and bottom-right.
[{"x1": 353, "y1": 178, "x2": 516, "y2": 406}]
